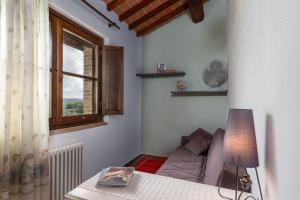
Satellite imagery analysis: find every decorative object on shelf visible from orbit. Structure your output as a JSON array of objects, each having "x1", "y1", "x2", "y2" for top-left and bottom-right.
[
  {"x1": 176, "y1": 80, "x2": 186, "y2": 91},
  {"x1": 171, "y1": 90, "x2": 227, "y2": 97},
  {"x1": 218, "y1": 109, "x2": 263, "y2": 200},
  {"x1": 156, "y1": 62, "x2": 167, "y2": 72},
  {"x1": 202, "y1": 60, "x2": 228, "y2": 88},
  {"x1": 136, "y1": 71, "x2": 186, "y2": 78}
]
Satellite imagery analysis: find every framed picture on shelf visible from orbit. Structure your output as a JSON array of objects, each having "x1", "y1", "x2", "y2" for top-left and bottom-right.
[{"x1": 156, "y1": 62, "x2": 167, "y2": 72}]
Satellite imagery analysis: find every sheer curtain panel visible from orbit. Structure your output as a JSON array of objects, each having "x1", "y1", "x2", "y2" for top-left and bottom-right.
[{"x1": 0, "y1": 0, "x2": 50, "y2": 199}]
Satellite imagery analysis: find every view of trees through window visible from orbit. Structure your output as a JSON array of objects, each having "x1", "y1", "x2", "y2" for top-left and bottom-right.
[{"x1": 63, "y1": 100, "x2": 84, "y2": 116}]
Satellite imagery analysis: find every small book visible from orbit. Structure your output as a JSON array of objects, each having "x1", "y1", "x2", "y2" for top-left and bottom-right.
[{"x1": 97, "y1": 167, "x2": 134, "y2": 186}]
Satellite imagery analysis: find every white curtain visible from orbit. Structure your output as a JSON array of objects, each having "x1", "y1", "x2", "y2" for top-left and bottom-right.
[{"x1": 0, "y1": 0, "x2": 50, "y2": 200}]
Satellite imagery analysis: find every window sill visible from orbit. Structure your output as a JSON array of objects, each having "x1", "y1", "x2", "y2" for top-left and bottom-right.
[{"x1": 50, "y1": 121, "x2": 107, "y2": 136}]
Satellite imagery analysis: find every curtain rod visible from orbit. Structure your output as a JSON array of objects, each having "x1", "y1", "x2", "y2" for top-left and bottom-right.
[{"x1": 81, "y1": 0, "x2": 120, "y2": 30}]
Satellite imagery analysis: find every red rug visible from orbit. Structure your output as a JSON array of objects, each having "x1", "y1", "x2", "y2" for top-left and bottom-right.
[{"x1": 134, "y1": 158, "x2": 166, "y2": 174}]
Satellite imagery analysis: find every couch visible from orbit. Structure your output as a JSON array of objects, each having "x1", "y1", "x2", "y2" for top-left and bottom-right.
[{"x1": 156, "y1": 128, "x2": 248, "y2": 191}]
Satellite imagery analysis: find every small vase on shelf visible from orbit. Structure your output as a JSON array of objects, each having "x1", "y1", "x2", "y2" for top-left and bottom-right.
[{"x1": 176, "y1": 80, "x2": 186, "y2": 91}]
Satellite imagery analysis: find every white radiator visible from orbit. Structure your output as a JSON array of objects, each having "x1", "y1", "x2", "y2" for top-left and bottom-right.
[{"x1": 49, "y1": 142, "x2": 83, "y2": 200}]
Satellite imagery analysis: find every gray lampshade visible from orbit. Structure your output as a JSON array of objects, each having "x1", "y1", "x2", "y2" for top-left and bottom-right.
[{"x1": 222, "y1": 109, "x2": 259, "y2": 168}]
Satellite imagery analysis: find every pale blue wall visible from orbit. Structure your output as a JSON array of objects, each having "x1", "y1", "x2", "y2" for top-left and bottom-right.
[{"x1": 141, "y1": 0, "x2": 228, "y2": 155}]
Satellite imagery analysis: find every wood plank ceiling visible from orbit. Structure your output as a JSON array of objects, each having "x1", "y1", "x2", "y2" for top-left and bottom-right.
[{"x1": 103, "y1": 0, "x2": 207, "y2": 37}]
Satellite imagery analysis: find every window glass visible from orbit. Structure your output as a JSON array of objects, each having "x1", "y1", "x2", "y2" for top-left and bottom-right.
[
  {"x1": 62, "y1": 75, "x2": 94, "y2": 116},
  {"x1": 63, "y1": 31, "x2": 94, "y2": 77}
]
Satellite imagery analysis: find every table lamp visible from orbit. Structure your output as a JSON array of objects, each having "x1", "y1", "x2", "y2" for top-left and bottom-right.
[{"x1": 222, "y1": 109, "x2": 263, "y2": 200}]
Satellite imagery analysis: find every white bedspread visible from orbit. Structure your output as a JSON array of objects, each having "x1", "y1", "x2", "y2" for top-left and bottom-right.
[{"x1": 66, "y1": 171, "x2": 252, "y2": 200}]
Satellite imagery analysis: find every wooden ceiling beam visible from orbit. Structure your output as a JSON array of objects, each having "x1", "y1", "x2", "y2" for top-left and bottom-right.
[
  {"x1": 119, "y1": 0, "x2": 155, "y2": 22},
  {"x1": 129, "y1": 0, "x2": 180, "y2": 30},
  {"x1": 188, "y1": 0, "x2": 204, "y2": 23},
  {"x1": 107, "y1": 0, "x2": 125, "y2": 11},
  {"x1": 137, "y1": 3, "x2": 189, "y2": 37}
]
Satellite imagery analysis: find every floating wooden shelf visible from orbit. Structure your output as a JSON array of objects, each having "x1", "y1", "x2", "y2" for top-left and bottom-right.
[
  {"x1": 171, "y1": 90, "x2": 228, "y2": 97},
  {"x1": 136, "y1": 71, "x2": 185, "y2": 78}
]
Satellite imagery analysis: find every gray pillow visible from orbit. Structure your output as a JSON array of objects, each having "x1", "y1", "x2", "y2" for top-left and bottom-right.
[
  {"x1": 203, "y1": 129, "x2": 225, "y2": 186},
  {"x1": 182, "y1": 128, "x2": 210, "y2": 146},
  {"x1": 184, "y1": 129, "x2": 212, "y2": 155}
]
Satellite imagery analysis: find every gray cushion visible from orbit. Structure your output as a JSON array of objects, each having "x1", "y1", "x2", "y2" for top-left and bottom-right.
[
  {"x1": 181, "y1": 136, "x2": 190, "y2": 146},
  {"x1": 156, "y1": 146, "x2": 206, "y2": 183},
  {"x1": 181, "y1": 128, "x2": 211, "y2": 146},
  {"x1": 203, "y1": 129, "x2": 225, "y2": 186},
  {"x1": 184, "y1": 131, "x2": 212, "y2": 155}
]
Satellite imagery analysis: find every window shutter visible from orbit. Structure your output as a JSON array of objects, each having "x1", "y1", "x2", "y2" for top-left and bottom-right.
[{"x1": 102, "y1": 46, "x2": 124, "y2": 115}]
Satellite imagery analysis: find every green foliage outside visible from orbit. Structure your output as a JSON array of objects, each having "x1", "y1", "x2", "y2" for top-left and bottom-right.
[{"x1": 63, "y1": 101, "x2": 84, "y2": 116}]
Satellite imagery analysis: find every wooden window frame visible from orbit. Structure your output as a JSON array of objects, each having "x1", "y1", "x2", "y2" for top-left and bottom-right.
[{"x1": 49, "y1": 9, "x2": 104, "y2": 131}]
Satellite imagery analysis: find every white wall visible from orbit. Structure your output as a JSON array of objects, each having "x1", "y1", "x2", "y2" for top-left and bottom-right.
[
  {"x1": 228, "y1": 0, "x2": 300, "y2": 199},
  {"x1": 49, "y1": 0, "x2": 142, "y2": 181},
  {"x1": 141, "y1": 0, "x2": 228, "y2": 156}
]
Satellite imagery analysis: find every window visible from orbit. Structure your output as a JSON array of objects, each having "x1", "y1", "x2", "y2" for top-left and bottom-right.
[{"x1": 49, "y1": 10, "x2": 103, "y2": 130}]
